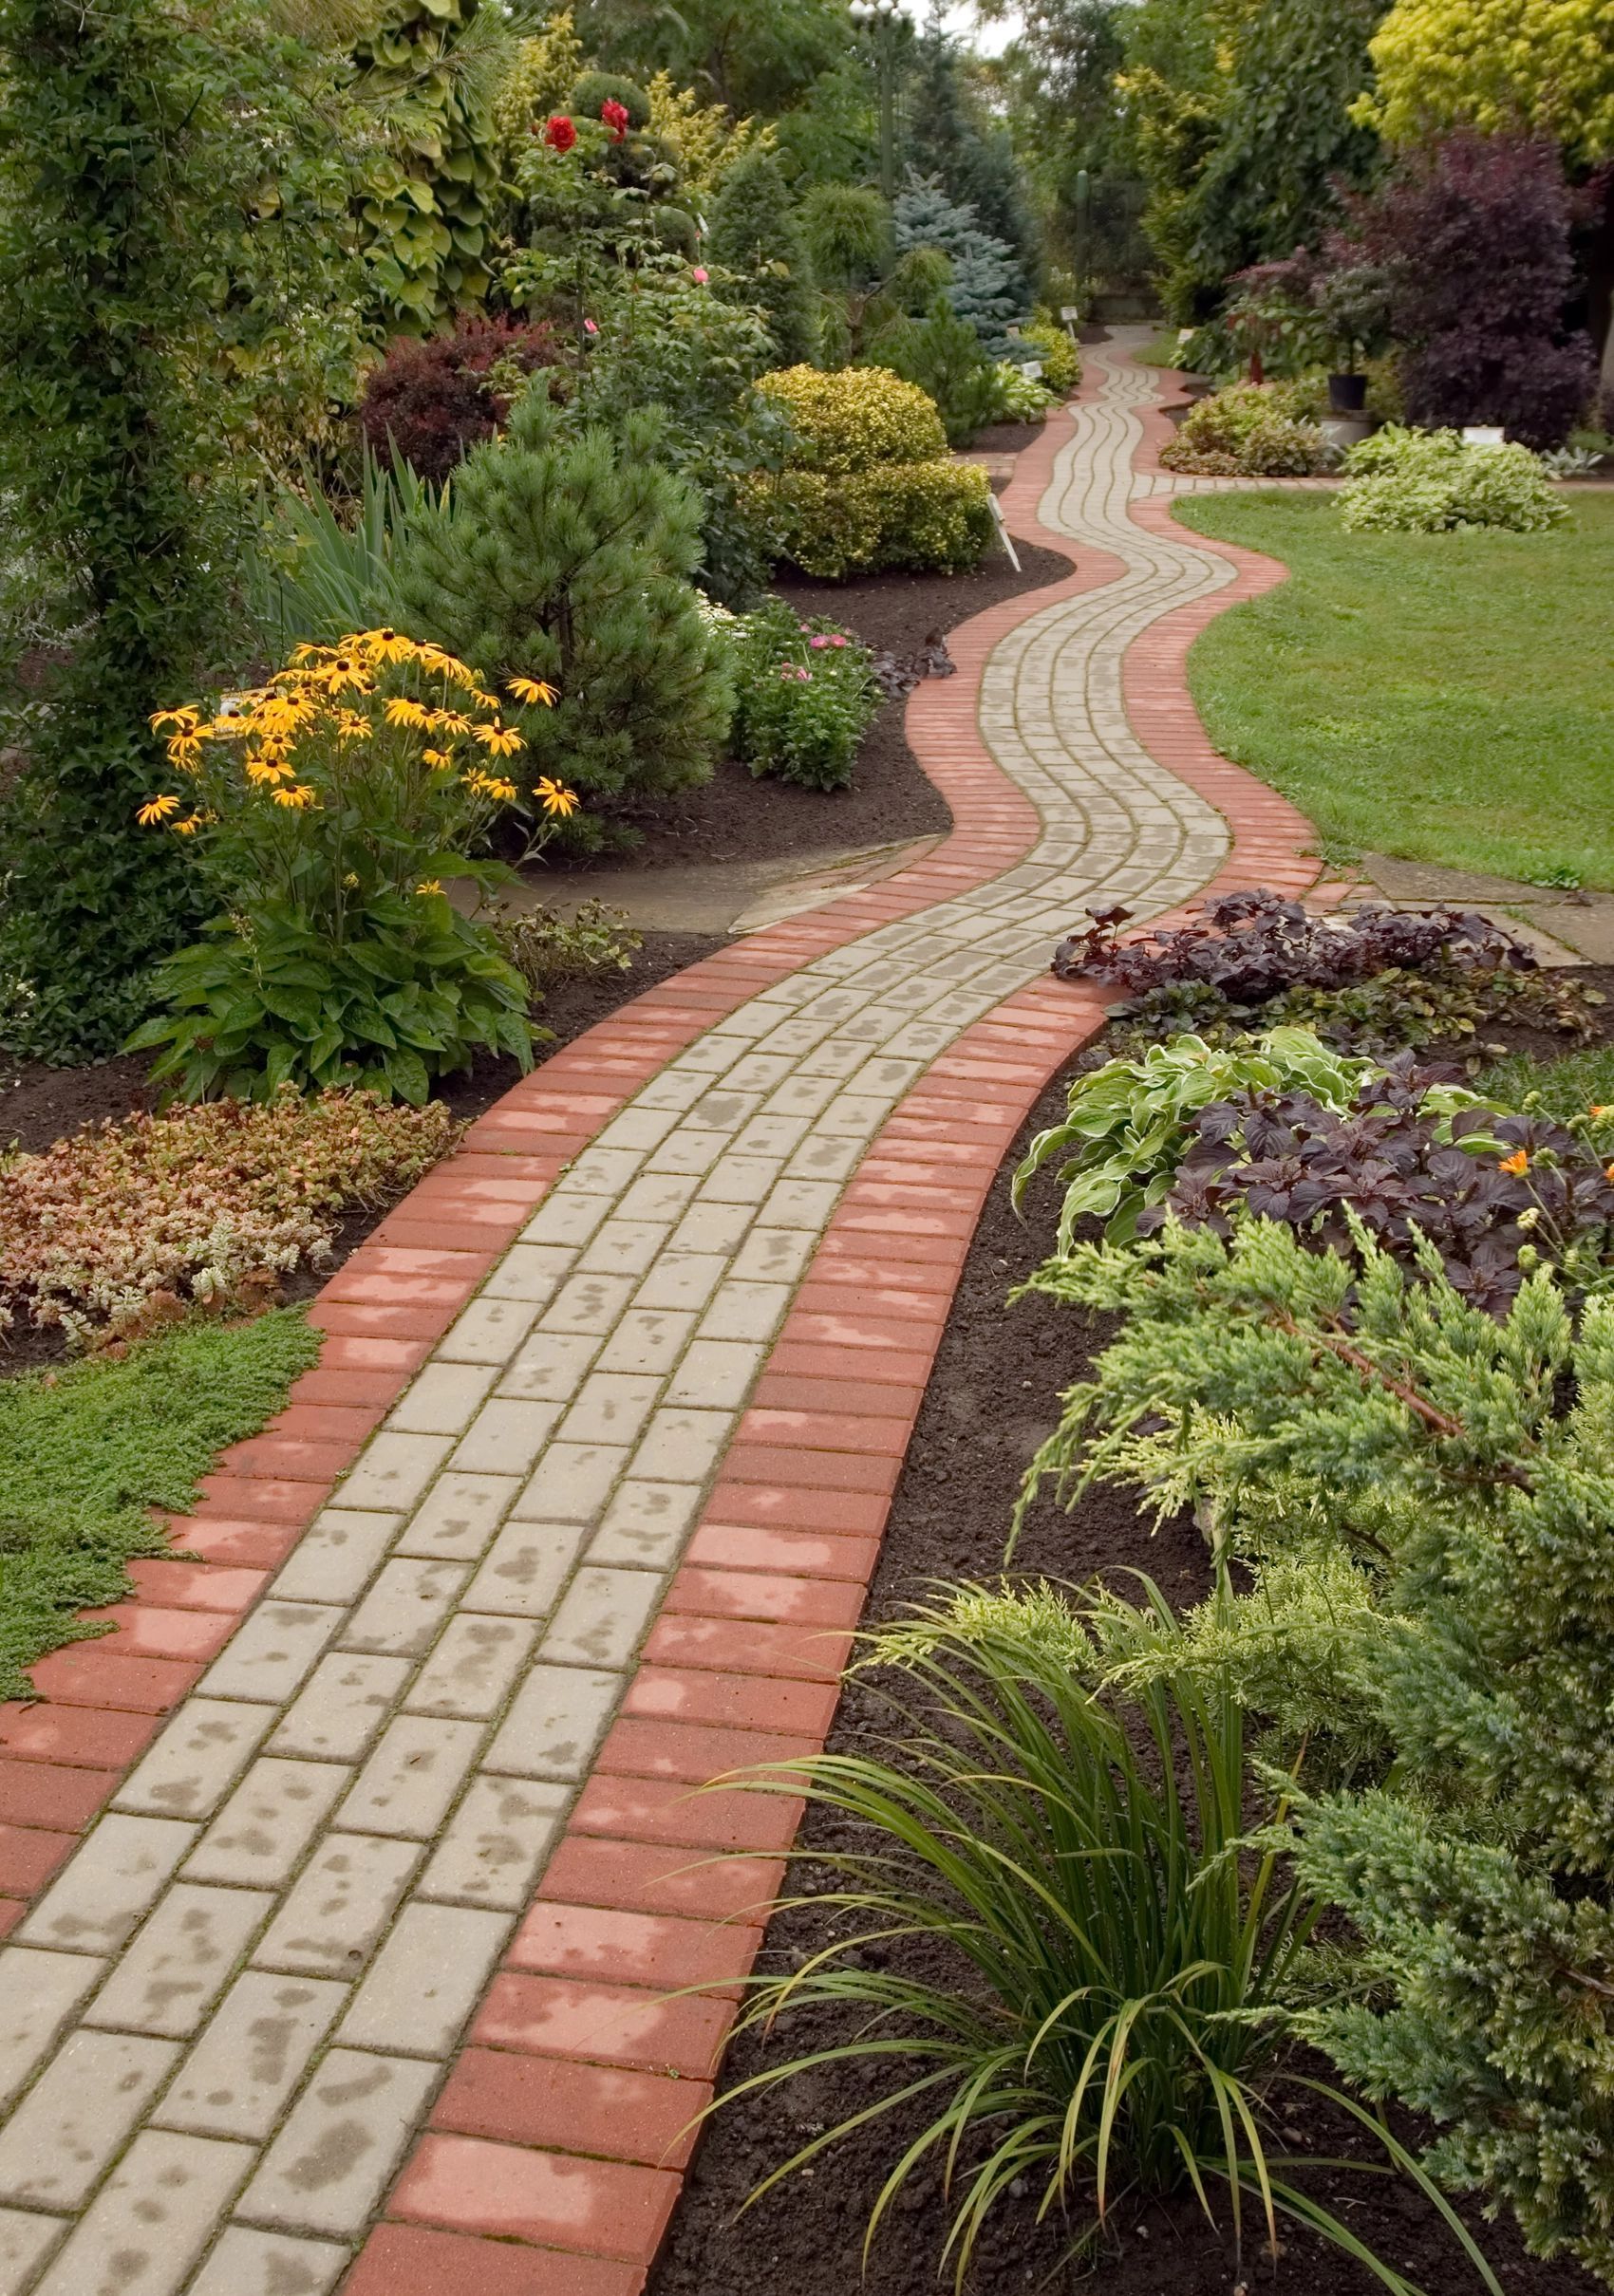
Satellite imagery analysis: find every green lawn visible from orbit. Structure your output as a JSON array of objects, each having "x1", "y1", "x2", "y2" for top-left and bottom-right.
[
  {"x1": 0, "y1": 1311, "x2": 320, "y2": 1697},
  {"x1": 1173, "y1": 491, "x2": 1614, "y2": 890}
]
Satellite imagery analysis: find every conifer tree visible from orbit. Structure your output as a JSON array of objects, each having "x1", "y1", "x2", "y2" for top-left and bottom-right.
[
  {"x1": 707, "y1": 145, "x2": 819, "y2": 368},
  {"x1": 1029, "y1": 1216, "x2": 1614, "y2": 2279},
  {"x1": 894, "y1": 181, "x2": 1029, "y2": 359},
  {"x1": 391, "y1": 391, "x2": 732, "y2": 814}
]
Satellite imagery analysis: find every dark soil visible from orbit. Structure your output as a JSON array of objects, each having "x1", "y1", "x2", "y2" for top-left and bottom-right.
[
  {"x1": 969, "y1": 419, "x2": 1052, "y2": 457},
  {"x1": 0, "y1": 929, "x2": 723, "y2": 1379},
  {"x1": 556, "y1": 537, "x2": 1075, "y2": 879},
  {"x1": 650, "y1": 1014, "x2": 1604, "y2": 2296}
]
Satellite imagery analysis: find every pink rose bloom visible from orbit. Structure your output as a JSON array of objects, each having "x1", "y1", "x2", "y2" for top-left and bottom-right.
[
  {"x1": 692, "y1": 267, "x2": 710, "y2": 284},
  {"x1": 583, "y1": 318, "x2": 599, "y2": 336},
  {"x1": 798, "y1": 668, "x2": 813, "y2": 682},
  {"x1": 810, "y1": 635, "x2": 828, "y2": 649},
  {"x1": 831, "y1": 634, "x2": 847, "y2": 648}
]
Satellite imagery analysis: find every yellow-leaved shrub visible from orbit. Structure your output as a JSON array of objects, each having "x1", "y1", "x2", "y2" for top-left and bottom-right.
[
  {"x1": 754, "y1": 365, "x2": 993, "y2": 578},
  {"x1": 759, "y1": 365, "x2": 948, "y2": 474}
]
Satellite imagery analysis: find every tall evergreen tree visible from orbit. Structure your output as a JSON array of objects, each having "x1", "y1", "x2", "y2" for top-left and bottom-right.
[
  {"x1": 904, "y1": 25, "x2": 1040, "y2": 297},
  {"x1": 707, "y1": 145, "x2": 819, "y2": 367}
]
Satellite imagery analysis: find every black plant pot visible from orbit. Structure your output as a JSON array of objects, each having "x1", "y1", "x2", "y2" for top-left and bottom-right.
[{"x1": 1328, "y1": 372, "x2": 1368, "y2": 414}]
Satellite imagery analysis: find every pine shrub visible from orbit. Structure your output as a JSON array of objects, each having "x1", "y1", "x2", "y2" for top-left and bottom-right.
[
  {"x1": 707, "y1": 146, "x2": 819, "y2": 368},
  {"x1": 862, "y1": 300, "x2": 1000, "y2": 445},
  {"x1": 392, "y1": 391, "x2": 733, "y2": 813},
  {"x1": 1027, "y1": 1215, "x2": 1614, "y2": 2280}
]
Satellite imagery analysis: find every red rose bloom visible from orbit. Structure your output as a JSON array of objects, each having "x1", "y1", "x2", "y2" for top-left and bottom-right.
[
  {"x1": 544, "y1": 114, "x2": 577, "y2": 153},
  {"x1": 600, "y1": 98, "x2": 629, "y2": 142}
]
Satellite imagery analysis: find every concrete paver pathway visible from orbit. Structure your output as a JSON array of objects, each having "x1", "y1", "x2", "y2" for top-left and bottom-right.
[{"x1": 0, "y1": 335, "x2": 1322, "y2": 2296}]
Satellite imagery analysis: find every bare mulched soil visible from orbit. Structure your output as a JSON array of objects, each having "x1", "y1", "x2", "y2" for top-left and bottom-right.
[
  {"x1": 650, "y1": 995, "x2": 1606, "y2": 2296},
  {"x1": 558, "y1": 537, "x2": 1075, "y2": 878}
]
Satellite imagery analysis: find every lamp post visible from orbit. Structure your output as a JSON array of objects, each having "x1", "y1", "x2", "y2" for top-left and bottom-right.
[{"x1": 849, "y1": 0, "x2": 902, "y2": 202}]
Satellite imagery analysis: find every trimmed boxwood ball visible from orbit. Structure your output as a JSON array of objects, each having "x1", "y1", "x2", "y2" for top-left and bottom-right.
[{"x1": 392, "y1": 392, "x2": 734, "y2": 816}]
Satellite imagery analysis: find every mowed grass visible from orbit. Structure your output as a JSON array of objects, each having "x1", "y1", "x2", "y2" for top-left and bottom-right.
[
  {"x1": 1173, "y1": 490, "x2": 1614, "y2": 889},
  {"x1": 0, "y1": 1311, "x2": 320, "y2": 1697}
]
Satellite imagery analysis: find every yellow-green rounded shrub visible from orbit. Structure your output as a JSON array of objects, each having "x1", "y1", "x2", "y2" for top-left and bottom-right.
[
  {"x1": 761, "y1": 458, "x2": 994, "y2": 579},
  {"x1": 759, "y1": 364, "x2": 948, "y2": 475}
]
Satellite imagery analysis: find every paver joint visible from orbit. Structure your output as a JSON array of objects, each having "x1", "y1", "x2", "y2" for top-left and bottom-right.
[{"x1": 0, "y1": 334, "x2": 1322, "y2": 2294}]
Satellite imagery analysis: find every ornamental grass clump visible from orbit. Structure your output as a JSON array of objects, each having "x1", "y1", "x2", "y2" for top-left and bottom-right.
[
  {"x1": 129, "y1": 627, "x2": 577, "y2": 1102},
  {"x1": 0, "y1": 1091, "x2": 454, "y2": 1347},
  {"x1": 714, "y1": 1581, "x2": 1488, "y2": 2291}
]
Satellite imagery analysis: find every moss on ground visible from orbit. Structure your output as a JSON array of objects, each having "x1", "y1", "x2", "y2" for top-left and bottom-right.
[{"x1": 0, "y1": 1310, "x2": 321, "y2": 1698}]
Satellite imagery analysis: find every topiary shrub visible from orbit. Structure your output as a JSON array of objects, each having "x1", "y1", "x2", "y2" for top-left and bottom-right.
[
  {"x1": 1338, "y1": 425, "x2": 1568, "y2": 532},
  {"x1": 758, "y1": 364, "x2": 948, "y2": 471},
  {"x1": 706, "y1": 145, "x2": 818, "y2": 368},
  {"x1": 571, "y1": 68, "x2": 652, "y2": 133},
  {"x1": 1159, "y1": 379, "x2": 1328, "y2": 476},
  {"x1": 754, "y1": 365, "x2": 992, "y2": 578},
  {"x1": 359, "y1": 315, "x2": 559, "y2": 485},
  {"x1": 392, "y1": 391, "x2": 733, "y2": 816}
]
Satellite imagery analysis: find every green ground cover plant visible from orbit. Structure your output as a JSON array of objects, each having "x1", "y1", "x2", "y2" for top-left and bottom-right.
[
  {"x1": 727, "y1": 601, "x2": 881, "y2": 790},
  {"x1": 0, "y1": 1312, "x2": 320, "y2": 1698},
  {"x1": 1173, "y1": 491, "x2": 1614, "y2": 888}
]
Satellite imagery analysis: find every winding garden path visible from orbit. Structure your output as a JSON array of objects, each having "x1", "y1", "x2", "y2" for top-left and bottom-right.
[{"x1": 0, "y1": 333, "x2": 1323, "y2": 2296}]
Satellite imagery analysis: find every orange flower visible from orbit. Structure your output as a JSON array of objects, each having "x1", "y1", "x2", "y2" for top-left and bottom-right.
[{"x1": 1497, "y1": 1149, "x2": 1530, "y2": 1176}]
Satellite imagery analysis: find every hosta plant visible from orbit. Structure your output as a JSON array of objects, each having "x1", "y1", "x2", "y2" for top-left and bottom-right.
[
  {"x1": 1337, "y1": 426, "x2": 1567, "y2": 533},
  {"x1": 1013, "y1": 1026, "x2": 1477, "y2": 1249},
  {"x1": 127, "y1": 628, "x2": 577, "y2": 1101},
  {"x1": 712, "y1": 1580, "x2": 1495, "y2": 2293}
]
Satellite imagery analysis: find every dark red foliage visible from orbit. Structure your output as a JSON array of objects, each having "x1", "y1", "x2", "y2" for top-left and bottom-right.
[
  {"x1": 359, "y1": 315, "x2": 558, "y2": 485},
  {"x1": 1053, "y1": 889, "x2": 1533, "y2": 1007},
  {"x1": 1342, "y1": 133, "x2": 1596, "y2": 450},
  {"x1": 1143, "y1": 1059, "x2": 1614, "y2": 1316}
]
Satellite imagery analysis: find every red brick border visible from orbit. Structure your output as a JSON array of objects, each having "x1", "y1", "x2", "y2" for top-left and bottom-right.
[
  {"x1": 0, "y1": 401, "x2": 1100, "y2": 1936},
  {"x1": 0, "y1": 356, "x2": 1328, "y2": 2293},
  {"x1": 339, "y1": 381, "x2": 1332, "y2": 2290}
]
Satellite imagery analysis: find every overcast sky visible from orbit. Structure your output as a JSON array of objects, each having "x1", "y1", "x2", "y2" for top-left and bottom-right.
[{"x1": 895, "y1": 2, "x2": 1021, "y2": 56}]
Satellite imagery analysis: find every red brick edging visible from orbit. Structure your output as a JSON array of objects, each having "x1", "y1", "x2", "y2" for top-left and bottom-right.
[{"x1": 0, "y1": 363, "x2": 1325, "y2": 2294}]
